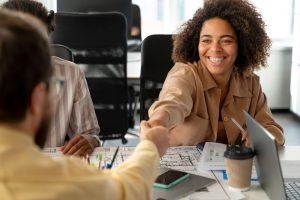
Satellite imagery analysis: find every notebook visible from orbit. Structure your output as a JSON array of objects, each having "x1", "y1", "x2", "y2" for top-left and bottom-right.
[{"x1": 243, "y1": 111, "x2": 300, "y2": 200}]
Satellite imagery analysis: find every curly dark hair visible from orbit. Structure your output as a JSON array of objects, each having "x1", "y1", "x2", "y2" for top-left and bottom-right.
[{"x1": 172, "y1": 0, "x2": 271, "y2": 73}]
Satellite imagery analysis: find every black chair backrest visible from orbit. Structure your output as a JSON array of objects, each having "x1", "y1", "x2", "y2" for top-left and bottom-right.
[
  {"x1": 140, "y1": 34, "x2": 174, "y2": 120},
  {"x1": 86, "y1": 78, "x2": 129, "y2": 139},
  {"x1": 51, "y1": 44, "x2": 74, "y2": 62},
  {"x1": 52, "y1": 12, "x2": 129, "y2": 142},
  {"x1": 57, "y1": 0, "x2": 132, "y2": 37},
  {"x1": 52, "y1": 12, "x2": 127, "y2": 65}
]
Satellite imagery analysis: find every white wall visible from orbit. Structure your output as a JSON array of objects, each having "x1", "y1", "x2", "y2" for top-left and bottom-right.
[
  {"x1": 256, "y1": 45, "x2": 292, "y2": 109},
  {"x1": 290, "y1": 0, "x2": 300, "y2": 116},
  {"x1": 38, "y1": 0, "x2": 56, "y2": 11}
]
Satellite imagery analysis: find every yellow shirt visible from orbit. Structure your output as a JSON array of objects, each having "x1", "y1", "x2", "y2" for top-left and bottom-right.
[
  {"x1": 0, "y1": 126, "x2": 159, "y2": 200},
  {"x1": 149, "y1": 61, "x2": 284, "y2": 146}
]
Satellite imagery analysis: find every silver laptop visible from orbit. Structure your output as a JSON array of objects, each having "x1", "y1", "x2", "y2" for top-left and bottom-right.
[{"x1": 243, "y1": 111, "x2": 300, "y2": 200}]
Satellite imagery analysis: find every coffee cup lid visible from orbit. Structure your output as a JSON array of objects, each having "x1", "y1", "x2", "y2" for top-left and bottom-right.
[{"x1": 224, "y1": 145, "x2": 255, "y2": 160}]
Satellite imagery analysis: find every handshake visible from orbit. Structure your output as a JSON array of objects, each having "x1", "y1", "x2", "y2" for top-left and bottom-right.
[{"x1": 139, "y1": 121, "x2": 170, "y2": 157}]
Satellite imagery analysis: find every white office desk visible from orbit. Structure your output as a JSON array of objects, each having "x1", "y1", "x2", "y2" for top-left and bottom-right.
[
  {"x1": 215, "y1": 146, "x2": 300, "y2": 200},
  {"x1": 173, "y1": 146, "x2": 300, "y2": 200},
  {"x1": 44, "y1": 146, "x2": 300, "y2": 200},
  {"x1": 127, "y1": 52, "x2": 141, "y2": 79}
]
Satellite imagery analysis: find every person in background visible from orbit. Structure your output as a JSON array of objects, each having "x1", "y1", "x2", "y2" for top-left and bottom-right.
[
  {"x1": 2, "y1": 0, "x2": 100, "y2": 156},
  {"x1": 0, "y1": 9, "x2": 169, "y2": 199},
  {"x1": 147, "y1": 0, "x2": 284, "y2": 146},
  {"x1": 131, "y1": 4, "x2": 141, "y2": 40}
]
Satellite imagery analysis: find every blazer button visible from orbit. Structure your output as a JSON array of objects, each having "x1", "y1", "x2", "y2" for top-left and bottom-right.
[{"x1": 223, "y1": 116, "x2": 229, "y2": 122}]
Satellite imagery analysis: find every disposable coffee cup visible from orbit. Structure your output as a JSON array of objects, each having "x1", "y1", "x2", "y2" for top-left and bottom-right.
[{"x1": 224, "y1": 145, "x2": 255, "y2": 191}]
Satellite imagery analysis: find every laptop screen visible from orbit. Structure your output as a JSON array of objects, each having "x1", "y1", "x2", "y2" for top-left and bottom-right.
[{"x1": 243, "y1": 111, "x2": 287, "y2": 200}]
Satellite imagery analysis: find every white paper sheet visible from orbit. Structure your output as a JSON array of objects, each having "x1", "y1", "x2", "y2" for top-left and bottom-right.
[{"x1": 198, "y1": 142, "x2": 227, "y2": 170}]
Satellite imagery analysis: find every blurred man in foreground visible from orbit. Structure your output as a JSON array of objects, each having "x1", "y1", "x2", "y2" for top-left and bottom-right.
[{"x1": 0, "y1": 9, "x2": 169, "y2": 200}]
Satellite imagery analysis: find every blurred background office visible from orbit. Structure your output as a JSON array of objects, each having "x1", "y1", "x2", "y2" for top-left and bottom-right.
[
  {"x1": 19, "y1": 0, "x2": 296, "y2": 110},
  {"x1": 1, "y1": 0, "x2": 299, "y2": 145}
]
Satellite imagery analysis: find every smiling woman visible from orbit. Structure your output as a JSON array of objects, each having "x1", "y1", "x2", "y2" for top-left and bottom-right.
[
  {"x1": 146, "y1": 0, "x2": 285, "y2": 147},
  {"x1": 198, "y1": 18, "x2": 238, "y2": 86}
]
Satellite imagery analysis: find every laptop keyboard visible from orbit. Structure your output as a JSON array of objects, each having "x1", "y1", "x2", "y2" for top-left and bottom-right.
[{"x1": 284, "y1": 182, "x2": 300, "y2": 200}]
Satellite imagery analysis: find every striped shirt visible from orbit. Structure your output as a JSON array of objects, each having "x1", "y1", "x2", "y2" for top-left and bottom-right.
[{"x1": 44, "y1": 57, "x2": 100, "y2": 147}]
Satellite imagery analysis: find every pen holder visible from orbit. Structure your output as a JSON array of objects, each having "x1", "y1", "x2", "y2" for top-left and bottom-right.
[{"x1": 224, "y1": 145, "x2": 255, "y2": 191}]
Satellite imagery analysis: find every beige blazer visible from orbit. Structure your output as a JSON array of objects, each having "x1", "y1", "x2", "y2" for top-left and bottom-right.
[{"x1": 149, "y1": 61, "x2": 284, "y2": 146}]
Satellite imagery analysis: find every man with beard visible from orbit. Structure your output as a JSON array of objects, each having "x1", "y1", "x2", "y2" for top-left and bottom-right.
[{"x1": 0, "y1": 9, "x2": 169, "y2": 200}]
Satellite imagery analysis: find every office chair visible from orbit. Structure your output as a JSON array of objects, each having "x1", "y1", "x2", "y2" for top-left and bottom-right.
[
  {"x1": 52, "y1": 12, "x2": 132, "y2": 144},
  {"x1": 140, "y1": 34, "x2": 174, "y2": 121},
  {"x1": 51, "y1": 44, "x2": 74, "y2": 62},
  {"x1": 57, "y1": 0, "x2": 132, "y2": 38}
]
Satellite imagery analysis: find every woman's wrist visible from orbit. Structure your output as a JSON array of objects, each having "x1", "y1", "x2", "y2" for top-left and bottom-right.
[{"x1": 148, "y1": 110, "x2": 170, "y2": 127}]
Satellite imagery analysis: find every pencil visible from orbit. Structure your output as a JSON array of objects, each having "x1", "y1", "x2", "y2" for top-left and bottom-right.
[
  {"x1": 110, "y1": 146, "x2": 119, "y2": 168},
  {"x1": 231, "y1": 118, "x2": 246, "y2": 145},
  {"x1": 231, "y1": 118, "x2": 245, "y2": 133}
]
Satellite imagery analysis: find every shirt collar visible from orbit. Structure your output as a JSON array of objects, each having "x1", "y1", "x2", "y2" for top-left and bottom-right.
[
  {"x1": 196, "y1": 61, "x2": 218, "y2": 91},
  {"x1": 0, "y1": 125, "x2": 34, "y2": 146},
  {"x1": 196, "y1": 61, "x2": 252, "y2": 97}
]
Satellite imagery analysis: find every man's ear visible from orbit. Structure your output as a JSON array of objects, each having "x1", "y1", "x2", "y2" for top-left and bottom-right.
[{"x1": 30, "y1": 82, "x2": 47, "y2": 117}]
